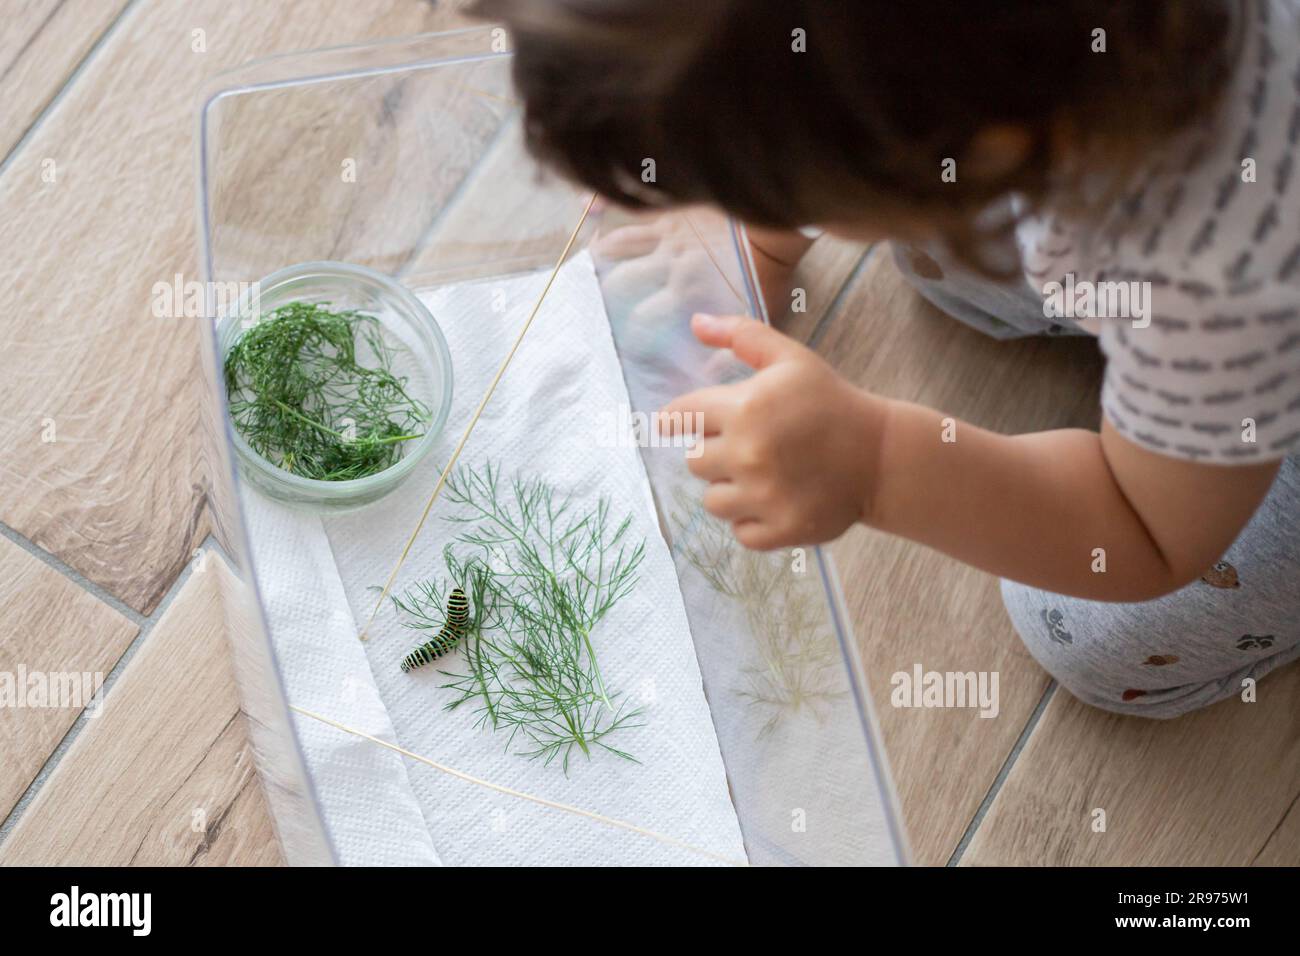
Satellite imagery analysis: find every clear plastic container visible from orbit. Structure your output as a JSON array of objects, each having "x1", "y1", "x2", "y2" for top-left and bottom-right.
[{"x1": 195, "y1": 25, "x2": 909, "y2": 866}]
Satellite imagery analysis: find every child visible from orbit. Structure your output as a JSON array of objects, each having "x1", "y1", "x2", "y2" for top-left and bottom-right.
[{"x1": 475, "y1": 0, "x2": 1300, "y2": 717}]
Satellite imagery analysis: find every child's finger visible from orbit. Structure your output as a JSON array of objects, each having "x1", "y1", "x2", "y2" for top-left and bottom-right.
[
  {"x1": 689, "y1": 312, "x2": 746, "y2": 348},
  {"x1": 690, "y1": 313, "x2": 798, "y2": 370},
  {"x1": 702, "y1": 482, "x2": 753, "y2": 520},
  {"x1": 659, "y1": 386, "x2": 733, "y2": 436},
  {"x1": 732, "y1": 518, "x2": 783, "y2": 551},
  {"x1": 685, "y1": 439, "x2": 731, "y2": 481}
]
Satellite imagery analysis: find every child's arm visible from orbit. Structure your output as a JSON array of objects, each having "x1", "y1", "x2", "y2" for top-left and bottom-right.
[
  {"x1": 663, "y1": 313, "x2": 1281, "y2": 602},
  {"x1": 869, "y1": 400, "x2": 1278, "y2": 600}
]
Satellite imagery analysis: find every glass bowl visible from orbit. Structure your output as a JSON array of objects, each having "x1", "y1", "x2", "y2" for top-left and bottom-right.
[{"x1": 218, "y1": 260, "x2": 453, "y2": 511}]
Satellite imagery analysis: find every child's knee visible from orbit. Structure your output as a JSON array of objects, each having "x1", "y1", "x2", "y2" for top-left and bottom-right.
[
  {"x1": 998, "y1": 578, "x2": 1272, "y2": 719},
  {"x1": 1001, "y1": 578, "x2": 1139, "y2": 712}
]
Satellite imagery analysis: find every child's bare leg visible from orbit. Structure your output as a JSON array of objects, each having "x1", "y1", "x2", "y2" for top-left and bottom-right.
[{"x1": 744, "y1": 225, "x2": 816, "y2": 320}]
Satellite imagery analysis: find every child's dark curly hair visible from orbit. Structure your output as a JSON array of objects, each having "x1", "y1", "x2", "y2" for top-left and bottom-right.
[{"x1": 473, "y1": 0, "x2": 1243, "y2": 273}]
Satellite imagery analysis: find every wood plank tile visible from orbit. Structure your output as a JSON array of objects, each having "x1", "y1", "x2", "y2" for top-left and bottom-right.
[
  {"x1": 773, "y1": 234, "x2": 868, "y2": 344},
  {"x1": 0, "y1": 535, "x2": 138, "y2": 823},
  {"x1": 205, "y1": 48, "x2": 512, "y2": 283},
  {"x1": 0, "y1": 0, "x2": 472, "y2": 613},
  {"x1": 815, "y1": 250, "x2": 1105, "y2": 864},
  {"x1": 0, "y1": 557, "x2": 282, "y2": 866},
  {"x1": 815, "y1": 247, "x2": 1104, "y2": 432},
  {"x1": 962, "y1": 668, "x2": 1300, "y2": 865},
  {"x1": 0, "y1": 0, "x2": 132, "y2": 161},
  {"x1": 1253, "y1": 786, "x2": 1300, "y2": 865}
]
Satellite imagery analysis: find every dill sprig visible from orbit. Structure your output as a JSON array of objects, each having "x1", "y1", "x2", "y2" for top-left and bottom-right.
[
  {"x1": 670, "y1": 489, "x2": 844, "y2": 736},
  {"x1": 223, "y1": 301, "x2": 430, "y2": 481},
  {"x1": 392, "y1": 463, "x2": 646, "y2": 771}
]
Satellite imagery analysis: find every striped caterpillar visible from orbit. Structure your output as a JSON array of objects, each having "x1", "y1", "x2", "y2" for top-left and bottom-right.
[{"x1": 400, "y1": 588, "x2": 469, "y2": 673}]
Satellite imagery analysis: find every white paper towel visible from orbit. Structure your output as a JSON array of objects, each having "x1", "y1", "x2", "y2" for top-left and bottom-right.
[
  {"x1": 241, "y1": 490, "x2": 442, "y2": 866},
  {"x1": 244, "y1": 251, "x2": 746, "y2": 866}
]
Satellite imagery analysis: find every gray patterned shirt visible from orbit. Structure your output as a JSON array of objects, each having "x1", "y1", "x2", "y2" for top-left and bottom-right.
[{"x1": 1020, "y1": 0, "x2": 1300, "y2": 464}]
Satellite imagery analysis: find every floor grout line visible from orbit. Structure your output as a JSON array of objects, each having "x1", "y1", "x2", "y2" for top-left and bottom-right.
[
  {"x1": 0, "y1": 520, "x2": 149, "y2": 629},
  {"x1": 0, "y1": 531, "x2": 215, "y2": 847},
  {"x1": 807, "y1": 243, "x2": 876, "y2": 352},
  {"x1": 946, "y1": 679, "x2": 1058, "y2": 866},
  {"x1": 0, "y1": 0, "x2": 141, "y2": 177}
]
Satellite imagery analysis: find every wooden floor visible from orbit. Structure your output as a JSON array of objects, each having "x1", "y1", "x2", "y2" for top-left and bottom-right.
[{"x1": 1, "y1": 0, "x2": 1296, "y2": 867}]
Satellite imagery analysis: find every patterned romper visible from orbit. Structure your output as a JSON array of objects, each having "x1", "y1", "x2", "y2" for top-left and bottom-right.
[{"x1": 894, "y1": 0, "x2": 1300, "y2": 717}]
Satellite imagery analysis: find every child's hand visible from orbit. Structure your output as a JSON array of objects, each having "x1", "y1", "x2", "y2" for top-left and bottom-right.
[{"x1": 661, "y1": 313, "x2": 888, "y2": 550}]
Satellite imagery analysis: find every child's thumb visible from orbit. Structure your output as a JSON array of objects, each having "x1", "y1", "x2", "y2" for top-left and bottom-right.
[{"x1": 690, "y1": 313, "x2": 794, "y2": 370}]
